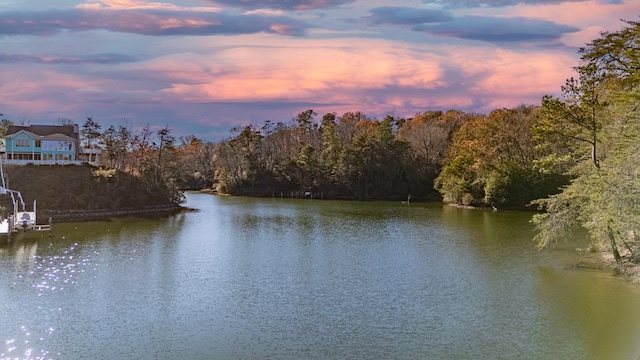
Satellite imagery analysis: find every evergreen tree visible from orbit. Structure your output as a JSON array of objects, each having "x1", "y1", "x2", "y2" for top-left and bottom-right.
[{"x1": 533, "y1": 20, "x2": 640, "y2": 264}]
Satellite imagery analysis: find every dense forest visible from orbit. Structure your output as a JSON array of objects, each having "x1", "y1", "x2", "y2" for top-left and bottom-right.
[
  {"x1": 212, "y1": 106, "x2": 570, "y2": 207},
  {"x1": 1, "y1": 19, "x2": 638, "y2": 271},
  {"x1": 215, "y1": 109, "x2": 469, "y2": 200}
]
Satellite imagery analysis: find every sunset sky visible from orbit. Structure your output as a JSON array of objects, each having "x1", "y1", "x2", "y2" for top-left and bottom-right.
[{"x1": 0, "y1": 0, "x2": 636, "y2": 140}]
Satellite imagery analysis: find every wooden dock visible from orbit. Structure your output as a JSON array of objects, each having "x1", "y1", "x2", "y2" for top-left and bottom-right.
[{"x1": 0, "y1": 216, "x2": 52, "y2": 243}]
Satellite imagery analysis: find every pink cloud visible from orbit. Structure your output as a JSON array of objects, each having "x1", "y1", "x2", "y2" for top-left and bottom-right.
[
  {"x1": 77, "y1": 0, "x2": 222, "y2": 12},
  {"x1": 462, "y1": 48, "x2": 575, "y2": 93},
  {"x1": 495, "y1": 0, "x2": 639, "y2": 48},
  {"x1": 135, "y1": 35, "x2": 579, "y2": 116},
  {"x1": 158, "y1": 45, "x2": 443, "y2": 104}
]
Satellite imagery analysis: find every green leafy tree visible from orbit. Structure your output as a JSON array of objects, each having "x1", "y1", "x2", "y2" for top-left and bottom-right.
[
  {"x1": 538, "y1": 64, "x2": 606, "y2": 169},
  {"x1": 436, "y1": 106, "x2": 559, "y2": 208},
  {"x1": 579, "y1": 20, "x2": 640, "y2": 86},
  {"x1": 214, "y1": 125, "x2": 264, "y2": 193},
  {"x1": 296, "y1": 143, "x2": 317, "y2": 190},
  {"x1": 533, "y1": 20, "x2": 640, "y2": 264},
  {"x1": 320, "y1": 112, "x2": 340, "y2": 185}
]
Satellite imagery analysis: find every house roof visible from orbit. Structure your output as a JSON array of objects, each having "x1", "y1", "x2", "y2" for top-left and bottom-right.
[
  {"x1": 5, "y1": 125, "x2": 78, "y2": 139},
  {"x1": 43, "y1": 133, "x2": 75, "y2": 141}
]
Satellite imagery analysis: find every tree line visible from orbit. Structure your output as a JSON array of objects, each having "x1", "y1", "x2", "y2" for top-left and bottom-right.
[
  {"x1": 213, "y1": 102, "x2": 582, "y2": 206},
  {"x1": 214, "y1": 109, "x2": 472, "y2": 200}
]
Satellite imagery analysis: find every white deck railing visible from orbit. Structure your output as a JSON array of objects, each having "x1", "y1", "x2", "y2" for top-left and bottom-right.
[{"x1": 2, "y1": 159, "x2": 85, "y2": 166}]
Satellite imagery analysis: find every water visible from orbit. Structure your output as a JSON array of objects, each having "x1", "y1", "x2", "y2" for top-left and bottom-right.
[{"x1": 1, "y1": 192, "x2": 640, "y2": 359}]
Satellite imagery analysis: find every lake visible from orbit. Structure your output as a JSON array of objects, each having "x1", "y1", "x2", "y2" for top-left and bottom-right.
[{"x1": 1, "y1": 192, "x2": 640, "y2": 359}]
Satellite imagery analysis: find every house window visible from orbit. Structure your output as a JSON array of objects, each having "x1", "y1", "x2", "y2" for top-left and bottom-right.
[
  {"x1": 16, "y1": 138, "x2": 30, "y2": 147},
  {"x1": 43, "y1": 140, "x2": 74, "y2": 151},
  {"x1": 35, "y1": 140, "x2": 41, "y2": 148}
]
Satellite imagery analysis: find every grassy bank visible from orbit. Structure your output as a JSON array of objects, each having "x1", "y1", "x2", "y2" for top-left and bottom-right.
[{"x1": 0, "y1": 164, "x2": 181, "y2": 223}]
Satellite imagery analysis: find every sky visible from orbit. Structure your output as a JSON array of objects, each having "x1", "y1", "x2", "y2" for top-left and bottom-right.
[{"x1": 0, "y1": 0, "x2": 636, "y2": 141}]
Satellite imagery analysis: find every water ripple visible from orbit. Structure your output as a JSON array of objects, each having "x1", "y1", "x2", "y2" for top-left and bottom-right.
[{"x1": 1, "y1": 242, "x2": 97, "y2": 360}]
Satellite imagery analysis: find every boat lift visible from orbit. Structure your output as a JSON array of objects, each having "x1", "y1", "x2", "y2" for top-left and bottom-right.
[{"x1": 0, "y1": 159, "x2": 50, "y2": 238}]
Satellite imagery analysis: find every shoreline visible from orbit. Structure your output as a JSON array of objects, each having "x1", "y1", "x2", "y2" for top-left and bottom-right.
[{"x1": 43, "y1": 203, "x2": 185, "y2": 223}]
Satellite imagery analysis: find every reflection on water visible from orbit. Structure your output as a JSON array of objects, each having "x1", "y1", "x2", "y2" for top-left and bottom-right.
[
  {"x1": 1, "y1": 241, "x2": 99, "y2": 360},
  {"x1": 0, "y1": 239, "x2": 38, "y2": 268},
  {"x1": 1, "y1": 193, "x2": 640, "y2": 359},
  {"x1": 1, "y1": 325, "x2": 55, "y2": 360},
  {"x1": 537, "y1": 266, "x2": 640, "y2": 360}
]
